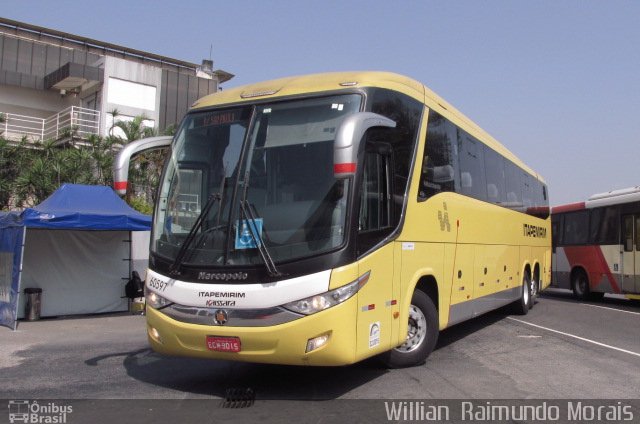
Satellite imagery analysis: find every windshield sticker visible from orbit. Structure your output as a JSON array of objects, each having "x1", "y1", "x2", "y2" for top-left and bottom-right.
[{"x1": 235, "y1": 218, "x2": 264, "y2": 250}]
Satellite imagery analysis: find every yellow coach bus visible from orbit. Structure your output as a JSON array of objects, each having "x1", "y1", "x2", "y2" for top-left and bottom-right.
[{"x1": 114, "y1": 71, "x2": 551, "y2": 367}]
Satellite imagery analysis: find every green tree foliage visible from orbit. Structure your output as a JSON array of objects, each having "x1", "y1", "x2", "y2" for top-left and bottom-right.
[
  {"x1": 112, "y1": 116, "x2": 168, "y2": 212},
  {"x1": 2, "y1": 135, "x2": 117, "y2": 209},
  {"x1": 0, "y1": 114, "x2": 167, "y2": 213},
  {"x1": 114, "y1": 115, "x2": 156, "y2": 142}
]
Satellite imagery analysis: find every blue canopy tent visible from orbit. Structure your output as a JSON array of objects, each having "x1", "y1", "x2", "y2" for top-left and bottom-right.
[
  {"x1": 22, "y1": 184, "x2": 151, "y2": 230},
  {"x1": 0, "y1": 212, "x2": 25, "y2": 330},
  {"x1": 0, "y1": 184, "x2": 151, "y2": 328}
]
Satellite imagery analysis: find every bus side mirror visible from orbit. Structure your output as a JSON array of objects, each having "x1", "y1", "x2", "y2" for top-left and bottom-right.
[
  {"x1": 333, "y1": 112, "x2": 396, "y2": 178},
  {"x1": 113, "y1": 135, "x2": 173, "y2": 195}
]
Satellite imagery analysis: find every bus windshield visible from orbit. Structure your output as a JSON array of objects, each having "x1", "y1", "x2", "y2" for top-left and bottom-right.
[{"x1": 152, "y1": 94, "x2": 362, "y2": 268}]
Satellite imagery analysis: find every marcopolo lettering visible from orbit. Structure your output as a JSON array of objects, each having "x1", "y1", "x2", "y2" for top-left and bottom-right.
[
  {"x1": 523, "y1": 223, "x2": 547, "y2": 238},
  {"x1": 198, "y1": 271, "x2": 249, "y2": 281}
]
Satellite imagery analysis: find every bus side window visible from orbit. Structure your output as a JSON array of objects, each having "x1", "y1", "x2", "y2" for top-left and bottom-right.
[
  {"x1": 590, "y1": 206, "x2": 618, "y2": 244},
  {"x1": 484, "y1": 146, "x2": 506, "y2": 204},
  {"x1": 457, "y1": 129, "x2": 487, "y2": 201},
  {"x1": 359, "y1": 150, "x2": 391, "y2": 232},
  {"x1": 357, "y1": 147, "x2": 394, "y2": 255},
  {"x1": 600, "y1": 207, "x2": 619, "y2": 244},
  {"x1": 418, "y1": 110, "x2": 458, "y2": 201},
  {"x1": 636, "y1": 216, "x2": 640, "y2": 251},
  {"x1": 504, "y1": 161, "x2": 523, "y2": 210},
  {"x1": 589, "y1": 208, "x2": 602, "y2": 243},
  {"x1": 552, "y1": 214, "x2": 562, "y2": 252},
  {"x1": 564, "y1": 211, "x2": 589, "y2": 245},
  {"x1": 623, "y1": 215, "x2": 634, "y2": 252}
]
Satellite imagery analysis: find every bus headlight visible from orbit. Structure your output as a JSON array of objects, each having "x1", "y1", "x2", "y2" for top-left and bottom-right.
[
  {"x1": 283, "y1": 271, "x2": 370, "y2": 315},
  {"x1": 146, "y1": 290, "x2": 172, "y2": 309}
]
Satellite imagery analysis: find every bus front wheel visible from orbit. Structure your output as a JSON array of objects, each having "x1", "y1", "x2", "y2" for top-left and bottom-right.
[
  {"x1": 380, "y1": 290, "x2": 438, "y2": 368},
  {"x1": 572, "y1": 270, "x2": 590, "y2": 300}
]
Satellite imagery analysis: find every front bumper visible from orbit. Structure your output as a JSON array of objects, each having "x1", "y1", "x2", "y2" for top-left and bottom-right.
[{"x1": 146, "y1": 295, "x2": 359, "y2": 366}]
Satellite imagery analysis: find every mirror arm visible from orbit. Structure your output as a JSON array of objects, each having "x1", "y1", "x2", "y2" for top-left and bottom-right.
[{"x1": 333, "y1": 112, "x2": 396, "y2": 178}]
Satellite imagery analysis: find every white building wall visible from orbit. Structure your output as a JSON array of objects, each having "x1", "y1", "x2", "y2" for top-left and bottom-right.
[{"x1": 101, "y1": 56, "x2": 162, "y2": 137}]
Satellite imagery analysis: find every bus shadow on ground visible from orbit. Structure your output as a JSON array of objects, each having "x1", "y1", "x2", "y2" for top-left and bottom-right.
[
  {"x1": 118, "y1": 348, "x2": 387, "y2": 400},
  {"x1": 435, "y1": 308, "x2": 509, "y2": 351},
  {"x1": 115, "y1": 311, "x2": 513, "y2": 400}
]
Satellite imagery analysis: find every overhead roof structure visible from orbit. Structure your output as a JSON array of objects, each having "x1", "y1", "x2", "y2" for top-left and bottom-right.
[{"x1": 21, "y1": 183, "x2": 151, "y2": 231}]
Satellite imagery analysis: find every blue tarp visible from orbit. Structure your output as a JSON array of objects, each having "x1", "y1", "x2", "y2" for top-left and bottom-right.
[
  {"x1": 0, "y1": 184, "x2": 151, "y2": 329},
  {"x1": 0, "y1": 212, "x2": 25, "y2": 330},
  {"x1": 21, "y1": 184, "x2": 151, "y2": 231}
]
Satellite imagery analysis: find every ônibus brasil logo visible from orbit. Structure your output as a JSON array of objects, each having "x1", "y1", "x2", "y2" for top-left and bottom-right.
[{"x1": 8, "y1": 400, "x2": 73, "y2": 423}]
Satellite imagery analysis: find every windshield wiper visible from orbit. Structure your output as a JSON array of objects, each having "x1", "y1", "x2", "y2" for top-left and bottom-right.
[
  {"x1": 238, "y1": 173, "x2": 284, "y2": 278},
  {"x1": 168, "y1": 193, "x2": 221, "y2": 276}
]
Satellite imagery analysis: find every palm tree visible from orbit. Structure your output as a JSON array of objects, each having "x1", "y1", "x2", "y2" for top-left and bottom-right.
[
  {"x1": 114, "y1": 115, "x2": 156, "y2": 142},
  {"x1": 108, "y1": 109, "x2": 120, "y2": 137}
]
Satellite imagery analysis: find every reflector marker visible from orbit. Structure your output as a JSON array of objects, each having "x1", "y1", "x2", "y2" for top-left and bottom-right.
[
  {"x1": 385, "y1": 300, "x2": 398, "y2": 307},
  {"x1": 334, "y1": 163, "x2": 357, "y2": 174},
  {"x1": 361, "y1": 304, "x2": 376, "y2": 312}
]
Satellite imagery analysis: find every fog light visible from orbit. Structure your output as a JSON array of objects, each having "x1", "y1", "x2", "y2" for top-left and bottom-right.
[
  {"x1": 148, "y1": 326, "x2": 162, "y2": 344},
  {"x1": 306, "y1": 333, "x2": 330, "y2": 353}
]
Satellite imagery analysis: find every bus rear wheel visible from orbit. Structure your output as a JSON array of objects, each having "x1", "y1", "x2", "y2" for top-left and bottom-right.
[
  {"x1": 572, "y1": 270, "x2": 590, "y2": 300},
  {"x1": 530, "y1": 276, "x2": 539, "y2": 308},
  {"x1": 512, "y1": 272, "x2": 531, "y2": 315},
  {"x1": 380, "y1": 290, "x2": 438, "y2": 368}
]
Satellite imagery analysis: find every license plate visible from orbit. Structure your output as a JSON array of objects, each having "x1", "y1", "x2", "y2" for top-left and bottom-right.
[{"x1": 206, "y1": 336, "x2": 241, "y2": 353}]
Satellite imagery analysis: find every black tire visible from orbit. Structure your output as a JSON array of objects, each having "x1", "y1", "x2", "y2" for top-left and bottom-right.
[
  {"x1": 512, "y1": 272, "x2": 531, "y2": 315},
  {"x1": 380, "y1": 290, "x2": 438, "y2": 368},
  {"x1": 572, "y1": 270, "x2": 590, "y2": 300}
]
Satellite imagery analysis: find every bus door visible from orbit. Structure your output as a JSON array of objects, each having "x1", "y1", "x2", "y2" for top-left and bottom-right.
[
  {"x1": 621, "y1": 215, "x2": 640, "y2": 294},
  {"x1": 355, "y1": 148, "x2": 395, "y2": 356}
]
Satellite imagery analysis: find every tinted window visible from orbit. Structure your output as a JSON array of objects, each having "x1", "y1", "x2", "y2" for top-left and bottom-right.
[
  {"x1": 600, "y1": 207, "x2": 619, "y2": 244},
  {"x1": 416, "y1": 109, "x2": 547, "y2": 220},
  {"x1": 457, "y1": 129, "x2": 486, "y2": 200},
  {"x1": 527, "y1": 178, "x2": 550, "y2": 219},
  {"x1": 484, "y1": 146, "x2": 506, "y2": 204},
  {"x1": 359, "y1": 151, "x2": 391, "y2": 231},
  {"x1": 535, "y1": 181, "x2": 548, "y2": 207},
  {"x1": 552, "y1": 214, "x2": 562, "y2": 250},
  {"x1": 359, "y1": 88, "x2": 421, "y2": 255},
  {"x1": 368, "y1": 88, "x2": 422, "y2": 225},
  {"x1": 589, "y1": 208, "x2": 602, "y2": 243},
  {"x1": 504, "y1": 160, "x2": 523, "y2": 208},
  {"x1": 419, "y1": 110, "x2": 458, "y2": 200},
  {"x1": 636, "y1": 216, "x2": 640, "y2": 251},
  {"x1": 623, "y1": 215, "x2": 634, "y2": 252},
  {"x1": 563, "y1": 211, "x2": 589, "y2": 245},
  {"x1": 589, "y1": 207, "x2": 618, "y2": 244},
  {"x1": 521, "y1": 172, "x2": 533, "y2": 210}
]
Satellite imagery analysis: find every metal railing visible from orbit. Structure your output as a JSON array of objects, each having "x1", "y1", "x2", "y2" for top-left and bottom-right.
[
  {"x1": 1, "y1": 106, "x2": 101, "y2": 142},
  {"x1": 0, "y1": 112, "x2": 44, "y2": 141}
]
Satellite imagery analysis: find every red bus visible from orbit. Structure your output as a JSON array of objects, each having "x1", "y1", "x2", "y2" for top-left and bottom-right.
[{"x1": 551, "y1": 186, "x2": 640, "y2": 300}]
